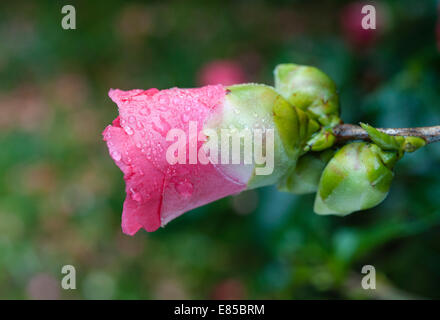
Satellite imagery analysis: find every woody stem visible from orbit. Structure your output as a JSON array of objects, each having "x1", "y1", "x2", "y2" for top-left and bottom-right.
[{"x1": 333, "y1": 124, "x2": 440, "y2": 144}]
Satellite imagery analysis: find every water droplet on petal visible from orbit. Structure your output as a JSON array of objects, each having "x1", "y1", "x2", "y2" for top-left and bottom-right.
[
  {"x1": 124, "y1": 126, "x2": 134, "y2": 135},
  {"x1": 130, "y1": 188, "x2": 142, "y2": 203},
  {"x1": 175, "y1": 180, "x2": 194, "y2": 199},
  {"x1": 140, "y1": 107, "x2": 150, "y2": 116},
  {"x1": 153, "y1": 116, "x2": 171, "y2": 136},
  {"x1": 111, "y1": 151, "x2": 122, "y2": 161},
  {"x1": 133, "y1": 193, "x2": 141, "y2": 202},
  {"x1": 181, "y1": 113, "x2": 190, "y2": 123},
  {"x1": 159, "y1": 95, "x2": 169, "y2": 105}
]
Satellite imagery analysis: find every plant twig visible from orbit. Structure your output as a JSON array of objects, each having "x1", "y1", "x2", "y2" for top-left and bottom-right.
[{"x1": 333, "y1": 124, "x2": 440, "y2": 144}]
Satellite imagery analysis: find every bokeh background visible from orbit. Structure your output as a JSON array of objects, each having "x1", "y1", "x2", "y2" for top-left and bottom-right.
[{"x1": 0, "y1": 0, "x2": 440, "y2": 299}]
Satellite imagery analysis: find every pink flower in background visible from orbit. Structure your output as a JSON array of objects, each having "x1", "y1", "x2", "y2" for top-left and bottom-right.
[
  {"x1": 197, "y1": 60, "x2": 246, "y2": 86},
  {"x1": 103, "y1": 86, "x2": 248, "y2": 235},
  {"x1": 27, "y1": 273, "x2": 60, "y2": 300},
  {"x1": 340, "y1": 2, "x2": 384, "y2": 50},
  {"x1": 211, "y1": 278, "x2": 246, "y2": 300}
]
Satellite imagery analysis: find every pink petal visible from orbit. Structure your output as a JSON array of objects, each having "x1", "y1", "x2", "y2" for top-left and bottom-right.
[{"x1": 197, "y1": 60, "x2": 246, "y2": 86}]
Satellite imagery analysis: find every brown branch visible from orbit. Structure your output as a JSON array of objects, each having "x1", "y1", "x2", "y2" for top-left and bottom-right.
[{"x1": 333, "y1": 124, "x2": 440, "y2": 144}]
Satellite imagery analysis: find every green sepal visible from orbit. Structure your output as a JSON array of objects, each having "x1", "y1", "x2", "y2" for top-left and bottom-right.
[
  {"x1": 272, "y1": 91, "x2": 324, "y2": 192},
  {"x1": 305, "y1": 128, "x2": 337, "y2": 152},
  {"x1": 273, "y1": 96, "x2": 320, "y2": 159},
  {"x1": 278, "y1": 149, "x2": 335, "y2": 195},
  {"x1": 214, "y1": 84, "x2": 320, "y2": 190}
]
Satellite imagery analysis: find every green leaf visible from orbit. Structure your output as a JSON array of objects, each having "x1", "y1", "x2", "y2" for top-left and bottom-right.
[{"x1": 360, "y1": 123, "x2": 403, "y2": 151}]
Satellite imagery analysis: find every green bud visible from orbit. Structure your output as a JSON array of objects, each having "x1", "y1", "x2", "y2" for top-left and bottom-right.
[
  {"x1": 314, "y1": 142, "x2": 396, "y2": 216},
  {"x1": 402, "y1": 136, "x2": 426, "y2": 153},
  {"x1": 274, "y1": 63, "x2": 340, "y2": 127},
  {"x1": 278, "y1": 150, "x2": 334, "y2": 195},
  {"x1": 306, "y1": 128, "x2": 337, "y2": 152}
]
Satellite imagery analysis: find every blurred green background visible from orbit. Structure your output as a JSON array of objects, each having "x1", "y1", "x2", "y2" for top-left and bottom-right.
[{"x1": 0, "y1": 0, "x2": 440, "y2": 299}]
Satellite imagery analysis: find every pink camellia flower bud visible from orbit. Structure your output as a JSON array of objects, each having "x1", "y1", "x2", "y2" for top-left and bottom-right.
[
  {"x1": 104, "y1": 86, "x2": 245, "y2": 234},
  {"x1": 197, "y1": 60, "x2": 246, "y2": 86},
  {"x1": 103, "y1": 84, "x2": 319, "y2": 235}
]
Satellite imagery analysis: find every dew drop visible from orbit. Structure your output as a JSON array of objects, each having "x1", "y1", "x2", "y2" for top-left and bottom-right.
[
  {"x1": 153, "y1": 116, "x2": 171, "y2": 136},
  {"x1": 175, "y1": 180, "x2": 194, "y2": 199},
  {"x1": 130, "y1": 188, "x2": 142, "y2": 203},
  {"x1": 181, "y1": 113, "x2": 190, "y2": 123},
  {"x1": 124, "y1": 126, "x2": 134, "y2": 135},
  {"x1": 140, "y1": 107, "x2": 150, "y2": 116},
  {"x1": 111, "y1": 151, "x2": 122, "y2": 161},
  {"x1": 159, "y1": 95, "x2": 169, "y2": 105}
]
